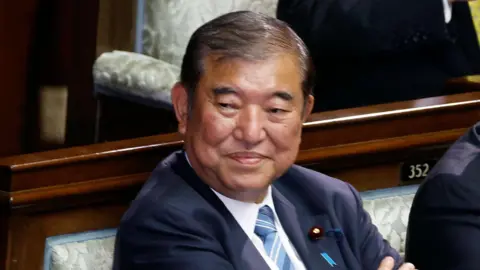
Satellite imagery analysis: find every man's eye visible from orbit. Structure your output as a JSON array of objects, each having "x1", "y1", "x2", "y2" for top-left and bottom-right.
[
  {"x1": 218, "y1": 103, "x2": 234, "y2": 109},
  {"x1": 269, "y1": 108, "x2": 286, "y2": 114}
]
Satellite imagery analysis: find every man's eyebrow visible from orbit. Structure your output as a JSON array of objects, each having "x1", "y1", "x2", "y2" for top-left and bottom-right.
[
  {"x1": 212, "y1": 87, "x2": 294, "y2": 101},
  {"x1": 212, "y1": 87, "x2": 237, "y2": 96},
  {"x1": 273, "y1": 91, "x2": 294, "y2": 101}
]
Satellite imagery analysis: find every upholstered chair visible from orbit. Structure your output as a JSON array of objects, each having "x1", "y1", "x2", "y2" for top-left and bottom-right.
[{"x1": 93, "y1": 0, "x2": 278, "y2": 142}]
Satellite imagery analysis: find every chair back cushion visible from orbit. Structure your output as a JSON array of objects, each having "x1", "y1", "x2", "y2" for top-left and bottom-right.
[
  {"x1": 44, "y1": 229, "x2": 116, "y2": 270},
  {"x1": 361, "y1": 185, "x2": 419, "y2": 258},
  {"x1": 142, "y1": 0, "x2": 278, "y2": 67}
]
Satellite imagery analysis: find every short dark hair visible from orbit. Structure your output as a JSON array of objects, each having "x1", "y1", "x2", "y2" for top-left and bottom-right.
[{"x1": 180, "y1": 11, "x2": 315, "y2": 106}]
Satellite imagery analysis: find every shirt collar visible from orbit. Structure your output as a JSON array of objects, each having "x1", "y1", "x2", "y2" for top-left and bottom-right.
[
  {"x1": 184, "y1": 151, "x2": 276, "y2": 237},
  {"x1": 211, "y1": 185, "x2": 276, "y2": 238}
]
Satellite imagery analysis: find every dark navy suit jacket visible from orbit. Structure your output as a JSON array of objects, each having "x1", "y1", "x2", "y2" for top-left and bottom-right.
[
  {"x1": 406, "y1": 121, "x2": 480, "y2": 270},
  {"x1": 113, "y1": 151, "x2": 401, "y2": 269}
]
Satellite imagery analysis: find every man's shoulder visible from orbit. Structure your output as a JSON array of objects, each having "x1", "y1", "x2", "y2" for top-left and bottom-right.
[
  {"x1": 413, "y1": 123, "x2": 480, "y2": 209},
  {"x1": 118, "y1": 153, "x2": 212, "y2": 230},
  {"x1": 275, "y1": 165, "x2": 359, "y2": 211},
  {"x1": 419, "y1": 123, "x2": 480, "y2": 193},
  {"x1": 286, "y1": 164, "x2": 354, "y2": 194},
  {"x1": 429, "y1": 132, "x2": 479, "y2": 177}
]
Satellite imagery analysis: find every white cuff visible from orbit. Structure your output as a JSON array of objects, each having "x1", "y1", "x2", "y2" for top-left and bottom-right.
[{"x1": 442, "y1": 0, "x2": 453, "y2": 23}]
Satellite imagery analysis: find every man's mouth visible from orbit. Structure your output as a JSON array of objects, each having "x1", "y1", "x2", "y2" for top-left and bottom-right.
[{"x1": 228, "y1": 152, "x2": 267, "y2": 165}]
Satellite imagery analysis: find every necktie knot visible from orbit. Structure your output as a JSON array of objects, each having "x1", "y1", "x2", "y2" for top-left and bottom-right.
[
  {"x1": 255, "y1": 206, "x2": 277, "y2": 239},
  {"x1": 254, "y1": 205, "x2": 293, "y2": 269}
]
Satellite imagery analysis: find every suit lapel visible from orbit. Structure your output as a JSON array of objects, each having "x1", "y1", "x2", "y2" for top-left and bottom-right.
[{"x1": 273, "y1": 187, "x2": 346, "y2": 269}]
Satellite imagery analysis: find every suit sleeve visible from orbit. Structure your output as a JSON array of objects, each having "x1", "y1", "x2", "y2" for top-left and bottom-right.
[
  {"x1": 346, "y1": 184, "x2": 404, "y2": 270},
  {"x1": 112, "y1": 204, "x2": 235, "y2": 270},
  {"x1": 277, "y1": 0, "x2": 449, "y2": 58},
  {"x1": 405, "y1": 173, "x2": 480, "y2": 270}
]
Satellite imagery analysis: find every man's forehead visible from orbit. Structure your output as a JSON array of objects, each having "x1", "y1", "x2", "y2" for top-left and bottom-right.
[
  {"x1": 204, "y1": 52, "x2": 300, "y2": 71},
  {"x1": 202, "y1": 54, "x2": 301, "y2": 84}
]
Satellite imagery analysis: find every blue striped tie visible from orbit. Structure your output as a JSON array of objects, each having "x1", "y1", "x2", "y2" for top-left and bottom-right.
[{"x1": 255, "y1": 206, "x2": 293, "y2": 270}]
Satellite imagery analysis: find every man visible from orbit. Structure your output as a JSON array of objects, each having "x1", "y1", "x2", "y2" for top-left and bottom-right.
[
  {"x1": 406, "y1": 121, "x2": 480, "y2": 269},
  {"x1": 113, "y1": 11, "x2": 414, "y2": 270},
  {"x1": 277, "y1": 0, "x2": 480, "y2": 112}
]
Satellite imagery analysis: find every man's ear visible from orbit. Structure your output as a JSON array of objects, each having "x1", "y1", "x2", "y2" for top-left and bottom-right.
[
  {"x1": 171, "y1": 82, "x2": 190, "y2": 135},
  {"x1": 302, "y1": 94, "x2": 314, "y2": 122}
]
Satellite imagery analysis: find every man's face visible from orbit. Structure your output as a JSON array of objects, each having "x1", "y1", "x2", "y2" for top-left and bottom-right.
[{"x1": 172, "y1": 53, "x2": 314, "y2": 202}]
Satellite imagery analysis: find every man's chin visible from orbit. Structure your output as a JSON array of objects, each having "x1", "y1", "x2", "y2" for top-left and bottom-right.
[
  {"x1": 224, "y1": 182, "x2": 270, "y2": 203},
  {"x1": 226, "y1": 176, "x2": 273, "y2": 192}
]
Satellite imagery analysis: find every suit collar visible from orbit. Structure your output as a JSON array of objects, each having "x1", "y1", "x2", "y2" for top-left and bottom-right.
[{"x1": 211, "y1": 185, "x2": 277, "y2": 241}]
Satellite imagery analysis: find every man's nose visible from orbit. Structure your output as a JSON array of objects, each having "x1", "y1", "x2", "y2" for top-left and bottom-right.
[{"x1": 233, "y1": 106, "x2": 267, "y2": 146}]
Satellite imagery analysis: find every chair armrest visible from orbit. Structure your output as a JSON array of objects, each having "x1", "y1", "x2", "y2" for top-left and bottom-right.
[{"x1": 93, "y1": 51, "x2": 180, "y2": 104}]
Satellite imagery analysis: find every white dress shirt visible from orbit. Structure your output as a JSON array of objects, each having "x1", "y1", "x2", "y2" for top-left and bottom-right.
[{"x1": 184, "y1": 153, "x2": 306, "y2": 270}]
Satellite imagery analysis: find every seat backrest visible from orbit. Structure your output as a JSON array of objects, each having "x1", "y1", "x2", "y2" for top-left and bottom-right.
[
  {"x1": 142, "y1": 0, "x2": 278, "y2": 67},
  {"x1": 44, "y1": 229, "x2": 117, "y2": 270},
  {"x1": 361, "y1": 185, "x2": 419, "y2": 258}
]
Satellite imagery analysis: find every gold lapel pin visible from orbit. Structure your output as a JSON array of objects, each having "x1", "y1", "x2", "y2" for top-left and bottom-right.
[{"x1": 308, "y1": 226, "x2": 324, "y2": 240}]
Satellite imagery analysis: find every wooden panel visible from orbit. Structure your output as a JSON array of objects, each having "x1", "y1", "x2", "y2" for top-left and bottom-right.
[
  {"x1": 301, "y1": 92, "x2": 480, "y2": 149},
  {"x1": 0, "y1": 92, "x2": 478, "y2": 269},
  {"x1": 0, "y1": 0, "x2": 101, "y2": 155},
  {"x1": 446, "y1": 75, "x2": 480, "y2": 92},
  {"x1": 24, "y1": 0, "x2": 73, "y2": 152},
  {"x1": 0, "y1": 0, "x2": 38, "y2": 155},
  {"x1": 97, "y1": 95, "x2": 177, "y2": 143},
  {"x1": 0, "y1": 190, "x2": 9, "y2": 270},
  {"x1": 96, "y1": 0, "x2": 137, "y2": 56},
  {"x1": 23, "y1": 0, "x2": 100, "y2": 151},
  {"x1": 299, "y1": 129, "x2": 463, "y2": 191},
  {"x1": 64, "y1": 0, "x2": 100, "y2": 148}
]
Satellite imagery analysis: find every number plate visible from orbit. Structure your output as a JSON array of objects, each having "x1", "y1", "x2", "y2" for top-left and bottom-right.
[{"x1": 400, "y1": 160, "x2": 438, "y2": 182}]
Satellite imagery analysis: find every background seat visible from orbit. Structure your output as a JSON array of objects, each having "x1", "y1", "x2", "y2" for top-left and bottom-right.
[
  {"x1": 44, "y1": 229, "x2": 116, "y2": 270},
  {"x1": 361, "y1": 184, "x2": 419, "y2": 258}
]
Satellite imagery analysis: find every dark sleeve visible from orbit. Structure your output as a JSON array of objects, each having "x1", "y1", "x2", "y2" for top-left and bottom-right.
[
  {"x1": 406, "y1": 173, "x2": 480, "y2": 270},
  {"x1": 112, "y1": 205, "x2": 235, "y2": 270},
  {"x1": 277, "y1": 0, "x2": 448, "y2": 58},
  {"x1": 347, "y1": 184, "x2": 404, "y2": 270}
]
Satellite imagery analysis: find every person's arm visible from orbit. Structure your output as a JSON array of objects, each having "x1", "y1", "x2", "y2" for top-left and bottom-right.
[
  {"x1": 277, "y1": 0, "x2": 449, "y2": 57},
  {"x1": 112, "y1": 205, "x2": 235, "y2": 270},
  {"x1": 345, "y1": 184, "x2": 405, "y2": 270},
  {"x1": 406, "y1": 173, "x2": 480, "y2": 270}
]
